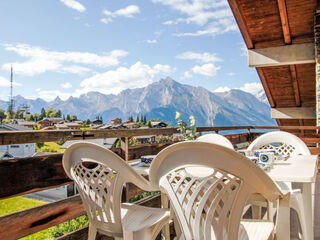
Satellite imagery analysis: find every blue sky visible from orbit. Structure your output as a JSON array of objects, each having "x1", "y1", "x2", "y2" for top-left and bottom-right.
[{"x1": 0, "y1": 0, "x2": 262, "y2": 102}]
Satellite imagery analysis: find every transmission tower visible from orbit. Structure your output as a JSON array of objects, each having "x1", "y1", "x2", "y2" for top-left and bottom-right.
[{"x1": 8, "y1": 65, "x2": 14, "y2": 117}]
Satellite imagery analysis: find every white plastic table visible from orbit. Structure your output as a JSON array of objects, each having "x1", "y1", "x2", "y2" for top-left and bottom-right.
[
  {"x1": 268, "y1": 155, "x2": 318, "y2": 240},
  {"x1": 130, "y1": 155, "x2": 319, "y2": 240}
]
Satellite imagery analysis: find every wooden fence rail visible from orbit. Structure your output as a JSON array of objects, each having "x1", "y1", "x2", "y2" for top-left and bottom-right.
[
  {"x1": 1, "y1": 125, "x2": 319, "y2": 145},
  {"x1": 0, "y1": 126, "x2": 318, "y2": 240},
  {"x1": 0, "y1": 195, "x2": 85, "y2": 240}
]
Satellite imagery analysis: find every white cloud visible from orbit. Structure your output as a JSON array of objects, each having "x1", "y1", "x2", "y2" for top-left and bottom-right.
[
  {"x1": 0, "y1": 76, "x2": 22, "y2": 87},
  {"x1": 191, "y1": 63, "x2": 220, "y2": 77},
  {"x1": 175, "y1": 18, "x2": 237, "y2": 37},
  {"x1": 79, "y1": 61, "x2": 174, "y2": 95},
  {"x1": 61, "y1": 65, "x2": 90, "y2": 74},
  {"x1": 239, "y1": 82, "x2": 263, "y2": 96},
  {"x1": 176, "y1": 51, "x2": 222, "y2": 63},
  {"x1": 1, "y1": 43, "x2": 128, "y2": 76},
  {"x1": 227, "y1": 72, "x2": 235, "y2": 76},
  {"x1": 163, "y1": 20, "x2": 175, "y2": 25},
  {"x1": 240, "y1": 43, "x2": 248, "y2": 56},
  {"x1": 61, "y1": 82, "x2": 72, "y2": 89},
  {"x1": 35, "y1": 88, "x2": 72, "y2": 101},
  {"x1": 60, "y1": 0, "x2": 86, "y2": 12},
  {"x1": 144, "y1": 39, "x2": 158, "y2": 44},
  {"x1": 84, "y1": 23, "x2": 92, "y2": 27},
  {"x1": 101, "y1": 5, "x2": 140, "y2": 23},
  {"x1": 182, "y1": 71, "x2": 193, "y2": 79},
  {"x1": 153, "y1": 0, "x2": 229, "y2": 25},
  {"x1": 101, "y1": 18, "x2": 112, "y2": 24},
  {"x1": 214, "y1": 86, "x2": 230, "y2": 92}
]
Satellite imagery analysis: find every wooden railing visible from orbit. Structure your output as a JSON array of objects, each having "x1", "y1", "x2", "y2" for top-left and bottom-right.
[{"x1": 0, "y1": 126, "x2": 319, "y2": 240}]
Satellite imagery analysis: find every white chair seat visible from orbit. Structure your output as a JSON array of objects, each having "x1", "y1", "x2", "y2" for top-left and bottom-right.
[
  {"x1": 121, "y1": 203, "x2": 170, "y2": 233},
  {"x1": 238, "y1": 220, "x2": 274, "y2": 240}
]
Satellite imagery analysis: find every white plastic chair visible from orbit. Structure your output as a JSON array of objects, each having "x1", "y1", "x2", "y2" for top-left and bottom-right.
[
  {"x1": 197, "y1": 133, "x2": 234, "y2": 149},
  {"x1": 248, "y1": 131, "x2": 311, "y2": 239},
  {"x1": 149, "y1": 141, "x2": 290, "y2": 240},
  {"x1": 63, "y1": 142, "x2": 170, "y2": 240}
]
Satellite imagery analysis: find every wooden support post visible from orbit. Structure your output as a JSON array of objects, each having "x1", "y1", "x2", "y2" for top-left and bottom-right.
[
  {"x1": 247, "y1": 128, "x2": 251, "y2": 142},
  {"x1": 120, "y1": 137, "x2": 130, "y2": 201},
  {"x1": 120, "y1": 137, "x2": 129, "y2": 162},
  {"x1": 67, "y1": 184, "x2": 75, "y2": 197},
  {"x1": 315, "y1": 11, "x2": 320, "y2": 147}
]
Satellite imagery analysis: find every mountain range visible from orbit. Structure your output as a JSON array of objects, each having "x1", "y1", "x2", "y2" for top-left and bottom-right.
[{"x1": 0, "y1": 77, "x2": 276, "y2": 126}]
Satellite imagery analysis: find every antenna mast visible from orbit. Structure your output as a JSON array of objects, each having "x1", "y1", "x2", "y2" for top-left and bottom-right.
[{"x1": 9, "y1": 65, "x2": 14, "y2": 116}]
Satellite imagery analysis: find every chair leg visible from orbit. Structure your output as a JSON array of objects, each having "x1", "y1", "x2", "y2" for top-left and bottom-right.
[
  {"x1": 290, "y1": 194, "x2": 308, "y2": 240},
  {"x1": 276, "y1": 197, "x2": 290, "y2": 240},
  {"x1": 88, "y1": 223, "x2": 97, "y2": 240}
]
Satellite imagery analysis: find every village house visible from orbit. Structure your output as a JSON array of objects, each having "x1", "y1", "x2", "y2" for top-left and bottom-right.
[
  {"x1": 17, "y1": 121, "x2": 36, "y2": 129},
  {"x1": 92, "y1": 119, "x2": 103, "y2": 125},
  {"x1": 150, "y1": 121, "x2": 167, "y2": 128},
  {"x1": 38, "y1": 119, "x2": 51, "y2": 128},
  {"x1": 110, "y1": 118, "x2": 122, "y2": 125},
  {"x1": 0, "y1": 123, "x2": 36, "y2": 160}
]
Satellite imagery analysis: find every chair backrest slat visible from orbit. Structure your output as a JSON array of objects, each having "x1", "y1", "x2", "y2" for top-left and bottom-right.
[
  {"x1": 63, "y1": 142, "x2": 156, "y2": 237},
  {"x1": 248, "y1": 131, "x2": 310, "y2": 157},
  {"x1": 150, "y1": 141, "x2": 282, "y2": 240}
]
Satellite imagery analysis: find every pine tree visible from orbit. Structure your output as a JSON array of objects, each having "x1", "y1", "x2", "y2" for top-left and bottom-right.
[
  {"x1": 128, "y1": 116, "x2": 133, "y2": 122},
  {"x1": 40, "y1": 108, "x2": 46, "y2": 120},
  {"x1": 136, "y1": 115, "x2": 139, "y2": 123},
  {"x1": 56, "y1": 110, "x2": 62, "y2": 117},
  {"x1": 66, "y1": 114, "x2": 71, "y2": 121},
  {"x1": 143, "y1": 115, "x2": 147, "y2": 124}
]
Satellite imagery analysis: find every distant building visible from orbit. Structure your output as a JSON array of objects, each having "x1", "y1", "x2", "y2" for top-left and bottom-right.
[
  {"x1": 60, "y1": 138, "x2": 118, "y2": 149},
  {"x1": 134, "y1": 135, "x2": 156, "y2": 144},
  {"x1": 110, "y1": 118, "x2": 122, "y2": 125},
  {"x1": 55, "y1": 123, "x2": 69, "y2": 130},
  {"x1": 17, "y1": 121, "x2": 36, "y2": 129},
  {"x1": 0, "y1": 123, "x2": 36, "y2": 160},
  {"x1": 65, "y1": 122, "x2": 81, "y2": 129},
  {"x1": 99, "y1": 124, "x2": 126, "y2": 130},
  {"x1": 45, "y1": 117, "x2": 63, "y2": 124},
  {"x1": 123, "y1": 121, "x2": 140, "y2": 128},
  {"x1": 38, "y1": 119, "x2": 52, "y2": 128},
  {"x1": 92, "y1": 119, "x2": 103, "y2": 125},
  {"x1": 150, "y1": 121, "x2": 167, "y2": 128}
]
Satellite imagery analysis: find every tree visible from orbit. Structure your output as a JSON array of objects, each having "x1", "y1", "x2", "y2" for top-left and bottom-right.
[
  {"x1": 33, "y1": 113, "x2": 39, "y2": 122},
  {"x1": 70, "y1": 115, "x2": 77, "y2": 121},
  {"x1": 136, "y1": 115, "x2": 139, "y2": 123},
  {"x1": 86, "y1": 119, "x2": 91, "y2": 124},
  {"x1": 143, "y1": 115, "x2": 147, "y2": 124},
  {"x1": 46, "y1": 107, "x2": 55, "y2": 117},
  {"x1": 30, "y1": 114, "x2": 34, "y2": 121},
  {"x1": 128, "y1": 116, "x2": 133, "y2": 122},
  {"x1": 40, "y1": 108, "x2": 46, "y2": 120},
  {"x1": 56, "y1": 110, "x2": 62, "y2": 117},
  {"x1": 66, "y1": 114, "x2": 71, "y2": 121},
  {"x1": 0, "y1": 109, "x2": 5, "y2": 122}
]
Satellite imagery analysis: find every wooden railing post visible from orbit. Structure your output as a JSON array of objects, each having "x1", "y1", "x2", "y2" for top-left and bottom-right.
[{"x1": 120, "y1": 137, "x2": 129, "y2": 162}]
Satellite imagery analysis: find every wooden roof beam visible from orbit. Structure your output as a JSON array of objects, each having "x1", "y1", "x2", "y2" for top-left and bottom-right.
[
  {"x1": 256, "y1": 68, "x2": 276, "y2": 108},
  {"x1": 228, "y1": 0, "x2": 254, "y2": 49},
  {"x1": 248, "y1": 43, "x2": 315, "y2": 67},
  {"x1": 289, "y1": 65, "x2": 301, "y2": 107},
  {"x1": 271, "y1": 107, "x2": 316, "y2": 119},
  {"x1": 277, "y1": 0, "x2": 291, "y2": 44}
]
